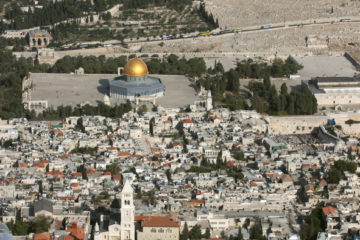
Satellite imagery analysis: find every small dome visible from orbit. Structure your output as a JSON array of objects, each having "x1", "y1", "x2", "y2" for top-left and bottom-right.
[{"x1": 123, "y1": 58, "x2": 149, "y2": 77}]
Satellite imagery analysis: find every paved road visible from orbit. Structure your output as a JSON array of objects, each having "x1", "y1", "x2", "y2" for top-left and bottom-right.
[{"x1": 55, "y1": 15, "x2": 360, "y2": 50}]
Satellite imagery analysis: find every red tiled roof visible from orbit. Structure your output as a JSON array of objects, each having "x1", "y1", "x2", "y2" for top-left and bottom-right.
[
  {"x1": 163, "y1": 163, "x2": 171, "y2": 167},
  {"x1": 172, "y1": 142, "x2": 184, "y2": 147},
  {"x1": 19, "y1": 163, "x2": 28, "y2": 167},
  {"x1": 118, "y1": 152, "x2": 131, "y2": 157},
  {"x1": 59, "y1": 153, "x2": 71, "y2": 159},
  {"x1": 226, "y1": 161, "x2": 234, "y2": 167},
  {"x1": 182, "y1": 119, "x2": 193, "y2": 124},
  {"x1": 63, "y1": 235, "x2": 75, "y2": 240},
  {"x1": 46, "y1": 171, "x2": 64, "y2": 176},
  {"x1": 323, "y1": 206, "x2": 337, "y2": 216},
  {"x1": 66, "y1": 222, "x2": 85, "y2": 240},
  {"x1": 32, "y1": 162, "x2": 45, "y2": 168},
  {"x1": 86, "y1": 168, "x2": 95, "y2": 175},
  {"x1": 281, "y1": 174, "x2": 292, "y2": 182},
  {"x1": 305, "y1": 184, "x2": 314, "y2": 191},
  {"x1": 138, "y1": 215, "x2": 180, "y2": 228},
  {"x1": 72, "y1": 172, "x2": 82, "y2": 177},
  {"x1": 107, "y1": 147, "x2": 118, "y2": 150},
  {"x1": 33, "y1": 233, "x2": 51, "y2": 240},
  {"x1": 319, "y1": 179, "x2": 327, "y2": 186},
  {"x1": 113, "y1": 174, "x2": 122, "y2": 180},
  {"x1": 59, "y1": 196, "x2": 75, "y2": 200}
]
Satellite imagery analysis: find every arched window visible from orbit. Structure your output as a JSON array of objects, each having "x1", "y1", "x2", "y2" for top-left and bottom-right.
[
  {"x1": 37, "y1": 38, "x2": 42, "y2": 46},
  {"x1": 151, "y1": 228, "x2": 156, "y2": 233}
]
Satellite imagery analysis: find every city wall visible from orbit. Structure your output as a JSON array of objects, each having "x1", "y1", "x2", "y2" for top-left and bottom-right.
[{"x1": 268, "y1": 113, "x2": 360, "y2": 136}]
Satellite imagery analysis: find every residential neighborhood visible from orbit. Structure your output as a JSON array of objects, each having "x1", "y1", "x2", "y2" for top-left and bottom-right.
[{"x1": 1, "y1": 102, "x2": 360, "y2": 240}]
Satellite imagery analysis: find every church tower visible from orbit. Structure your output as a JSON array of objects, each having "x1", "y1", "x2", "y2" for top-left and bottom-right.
[
  {"x1": 120, "y1": 180, "x2": 135, "y2": 240},
  {"x1": 206, "y1": 90, "x2": 213, "y2": 111}
]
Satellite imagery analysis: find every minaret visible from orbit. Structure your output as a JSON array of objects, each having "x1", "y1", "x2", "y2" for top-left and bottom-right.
[
  {"x1": 206, "y1": 90, "x2": 213, "y2": 111},
  {"x1": 120, "y1": 179, "x2": 135, "y2": 240}
]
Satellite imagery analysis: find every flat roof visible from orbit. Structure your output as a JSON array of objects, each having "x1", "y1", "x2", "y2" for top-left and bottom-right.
[{"x1": 314, "y1": 76, "x2": 360, "y2": 83}]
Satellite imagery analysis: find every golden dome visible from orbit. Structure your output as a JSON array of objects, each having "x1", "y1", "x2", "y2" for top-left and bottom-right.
[{"x1": 123, "y1": 58, "x2": 149, "y2": 77}]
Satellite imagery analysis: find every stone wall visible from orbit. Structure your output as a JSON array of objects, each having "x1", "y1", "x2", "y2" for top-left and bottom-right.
[
  {"x1": 268, "y1": 113, "x2": 360, "y2": 136},
  {"x1": 266, "y1": 115, "x2": 328, "y2": 135},
  {"x1": 315, "y1": 92, "x2": 360, "y2": 106}
]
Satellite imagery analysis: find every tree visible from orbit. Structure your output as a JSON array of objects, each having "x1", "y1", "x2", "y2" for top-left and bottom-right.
[
  {"x1": 226, "y1": 69, "x2": 240, "y2": 93},
  {"x1": 75, "y1": 117, "x2": 85, "y2": 133},
  {"x1": 216, "y1": 151, "x2": 224, "y2": 168},
  {"x1": 29, "y1": 215, "x2": 51, "y2": 234},
  {"x1": 237, "y1": 227, "x2": 244, "y2": 240},
  {"x1": 137, "y1": 105, "x2": 147, "y2": 115},
  {"x1": 280, "y1": 83, "x2": 288, "y2": 95},
  {"x1": 232, "y1": 146, "x2": 245, "y2": 161},
  {"x1": 149, "y1": 117, "x2": 155, "y2": 136},
  {"x1": 81, "y1": 164, "x2": 88, "y2": 180},
  {"x1": 189, "y1": 225, "x2": 202, "y2": 240},
  {"x1": 180, "y1": 222, "x2": 189, "y2": 240},
  {"x1": 106, "y1": 163, "x2": 120, "y2": 175},
  {"x1": 94, "y1": 0, "x2": 106, "y2": 12},
  {"x1": 301, "y1": 206, "x2": 326, "y2": 240},
  {"x1": 243, "y1": 218, "x2": 250, "y2": 230},
  {"x1": 7, "y1": 219, "x2": 29, "y2": 235},
  {"x1": 38, "y1": 180, "x2": 43, "y2": 195},
  {"x1": 203, "y1": 227, "x2": 211, "y2": 239},
  {"x1": 165, "y1": 169, "x2": 172, "y2": 183},
  {"x1": 250, "y1": 220, "x2": 266, "y2": 240},
  {"x1": 263, "y1": 75, "x2": 271, "y2": 90},
  {"x1": 220, "y1": 230, "x2": 226, "y2": 239}
]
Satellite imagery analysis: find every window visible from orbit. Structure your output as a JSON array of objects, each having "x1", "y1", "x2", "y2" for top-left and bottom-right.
[
  {"x1": 158, "y1": 228, "x2": 164, "y2": 233},
  {"x1": 167, "y1": 228, "x2": 172, "y2": 233},
  {"x1": 151, "y1": 228, "x2": 156, "y2": 233}
]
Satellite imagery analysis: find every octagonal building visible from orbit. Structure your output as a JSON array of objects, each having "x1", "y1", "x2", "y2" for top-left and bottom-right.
[{"x1": 109, "y1": 58, "x2": 164, "y2": 101}]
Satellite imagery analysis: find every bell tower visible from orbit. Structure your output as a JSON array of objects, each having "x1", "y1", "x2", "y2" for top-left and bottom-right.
[
  {"x1": 120, "y1": 179, "x2": 135, "y2": 240},
  {"x1": 206, "y1": 90, "x2": 213, "y2": 111}
]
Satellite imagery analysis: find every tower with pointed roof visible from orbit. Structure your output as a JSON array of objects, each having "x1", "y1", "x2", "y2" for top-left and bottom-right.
[
  {"x1": 206, "y1": 90, "x2": 213, "y2": 111},
  {"x1": 120, "y1": 180, "x2": 135, "y2": 240}
]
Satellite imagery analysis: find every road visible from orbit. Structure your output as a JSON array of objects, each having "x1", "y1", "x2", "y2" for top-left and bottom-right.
[{"x1": 64, "y1": 15, "x2": 360, "y2": 51}]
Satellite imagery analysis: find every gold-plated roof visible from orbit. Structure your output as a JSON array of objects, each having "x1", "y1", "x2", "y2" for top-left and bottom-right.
[{"x1": 123, "y1": 58, "x2": 149, "y2": 77}]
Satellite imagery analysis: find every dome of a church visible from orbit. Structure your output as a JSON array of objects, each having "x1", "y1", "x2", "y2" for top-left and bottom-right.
[{"x1": 123, "y1": 58, "x2": 149, "y2": 77}]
